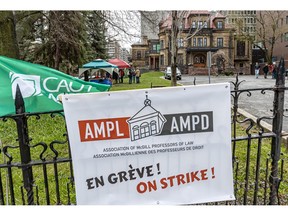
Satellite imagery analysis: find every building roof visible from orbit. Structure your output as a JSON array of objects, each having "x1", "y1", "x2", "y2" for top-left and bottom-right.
[{"x1": 159, "y1": 11, "x2": 227, "y2": 30}]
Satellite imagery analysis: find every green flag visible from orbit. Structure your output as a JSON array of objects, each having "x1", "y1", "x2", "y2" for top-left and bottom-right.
[{"x1": 0, "y1": 56, "x2": 111, "y2": 117}]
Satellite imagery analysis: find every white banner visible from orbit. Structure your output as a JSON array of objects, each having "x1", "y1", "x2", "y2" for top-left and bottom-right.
[{"x1": 62, "y1": 84, "x2": 235, "y2": 205}]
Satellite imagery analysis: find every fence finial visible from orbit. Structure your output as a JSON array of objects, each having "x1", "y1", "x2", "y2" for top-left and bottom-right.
[{"x1": 15, "y1": 84, "x2": 25, "y2": 114}]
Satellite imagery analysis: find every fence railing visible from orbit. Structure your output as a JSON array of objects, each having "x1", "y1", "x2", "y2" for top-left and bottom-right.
[{"x1": 0, "y1": 59, "x2": 287, "y2": 205}]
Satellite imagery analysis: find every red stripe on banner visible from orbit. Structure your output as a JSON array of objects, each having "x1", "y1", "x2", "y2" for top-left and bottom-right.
[{"x1": 78, "y1": 117, "x2": 130, "y2": 142}]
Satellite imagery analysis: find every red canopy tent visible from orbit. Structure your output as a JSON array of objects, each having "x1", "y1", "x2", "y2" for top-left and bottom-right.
[{"x1": 108, "y1": 58, "x2": 130, "y2": 69}]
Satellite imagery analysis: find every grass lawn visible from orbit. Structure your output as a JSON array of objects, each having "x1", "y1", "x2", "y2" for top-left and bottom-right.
[{"x1": 109, "y1": 71, "x2": 174, "y2": 91}]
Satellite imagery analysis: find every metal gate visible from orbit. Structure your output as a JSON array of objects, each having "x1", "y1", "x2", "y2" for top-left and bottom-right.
[{"x1": 0, "y1": 60, "x2": 287, "y2": 205}]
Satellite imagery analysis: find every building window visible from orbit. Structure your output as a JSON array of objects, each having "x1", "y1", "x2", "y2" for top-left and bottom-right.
[
  {"x1": 160, "y1": 55, "x2": 164, "y2": 66},
  {"x1": 198, "y1": 21, "x2": 203, "y2": 28},
  {"x1": 217, "y1": 21, "x2": 223, "y2": 29},
  {"x1": 286, "y1": 16, "x2": 288, "y2": 25},
  {"x1": 177, "y1": 38, "x2": 184, "y2": 47},
  {"x1": 152, "y1": 44, "x2": 160, "y2": 53},
  {"x1": 237, "y1": 41, "x2": 245, "y2": 56},
  {"x1": 285, "y1": 32, "x2": 288, "y2": 42},
  {"x1": 193, "y1": 38, "x2": 196, "y2": 46},
  {"x1": 160, "y1": 40, "x2": 164, "y2": 49},
  {"x1": 137, "y1": 51, "x2": 141, "y2": 59},
  {"x1": 217, "y1": 38, "x2": 223, "y2": 47},
  {"x1": 192, "y1": 21, "x2": 196, "y2": 28},
  {"x1": 204, "y1": 38, "x2": 207, "y2": 47},
  {"x1": 198, "y1": 38, "x2": 203, "y2": 47},
  {"x1": 203, "y1": 21, "x2": 207, "y2": 28}
]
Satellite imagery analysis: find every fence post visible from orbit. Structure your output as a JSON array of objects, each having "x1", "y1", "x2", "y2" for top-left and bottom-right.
[
  {"x1": 14, "y1": 85, "x2": 34, "y2": 205},
  {"x1": 269, "y1": 58, "x2": 285, "y2": 205}
]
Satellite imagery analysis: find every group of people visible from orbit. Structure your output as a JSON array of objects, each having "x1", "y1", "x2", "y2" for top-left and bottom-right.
[
  {"x1": 254, "y1": 62, "x2": 277, "y2": 79},
  {"x1": 128, "y1": 66, "x2": 141, "y2": 84},
  {"x1": 111, "y1": 66, "x2": 141, "y2": 84},
  {"x1": 111, "y1": 68, "x2": 125, "y2": 84}
]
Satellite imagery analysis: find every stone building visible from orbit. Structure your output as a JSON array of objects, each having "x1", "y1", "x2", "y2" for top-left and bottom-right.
[
  {"x1": 131, "y1": 37, "x2": 148, "y2": 69},
  {"x1": 131, "y1": 11, "x2": 167, "y2": 71},
  {"x1": 131, "y1": 36, "x2": 161, "y2": 71},
  {"x1": 159, "y1": 11, "x2": 241, "y2": 75},
  {"x1": 133, "y1": 10, "x2": 256, "y2": 75},
  {"x1": 221, "y1": 10, "x2": 256, "y2": 74}
]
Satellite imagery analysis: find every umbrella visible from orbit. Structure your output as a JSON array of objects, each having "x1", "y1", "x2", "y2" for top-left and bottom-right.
[
  {"x1": 79, "y1": 59, "x2": 118, "y2": 77},
  {"x1": 108, "y1": 58, "x2": 130, "y2": 69}
]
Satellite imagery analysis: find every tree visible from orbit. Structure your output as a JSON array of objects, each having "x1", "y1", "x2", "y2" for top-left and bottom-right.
[
  {"x1": 1, "y1": 10, "x2": 139, "y2": 73},
  {"x1": 15, "y1": 11, "x2": 94, "y2": 73},
  {"x1": 0, "y1": 11, "x2": 19, "y2": 58},
  {"x1": 105, "y1": 11, "x2": 141, "y2": 46},
  {"x1": 14, "y1": 11, "x2": 44, "y2": 61},
  {"x1": 85, "y1": 11, "x2": 107, "y2": 60},
  {"x1": 170, "y1": 11, "x2": 180, "y2": 86},
  {"x1": 34, "y1": 11, "x2": 87, "y2": 71},
  {"x1": 254, "y1": 11, "x2": 288, "y2": 64}
]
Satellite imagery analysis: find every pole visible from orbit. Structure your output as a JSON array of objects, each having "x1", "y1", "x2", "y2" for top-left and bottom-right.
[
  {"x1": 269, "y1": 58, "x2": 285, "y2": 205},
  {"x1": 208, "y1": 51, "x2": 211, "y2": 84},
  {"x1": 15, "y1": 85, "x2": 34, "y2": 205}
]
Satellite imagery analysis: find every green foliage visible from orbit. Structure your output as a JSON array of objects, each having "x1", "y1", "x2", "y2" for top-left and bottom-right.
[
  {"x1": 84, "y1": 11, "x2": 107, "y2": 61},
  {"x1": 1, "y1": 10, "x2": 108, "y2": 74},
  {"x1": 223, "y1": 70, "x2": 235, "y2": 76},
  {"x1": 0, "y1": 114, "x2": 75, "y2": 205},
  {"x1": 231, "y1": 117, "x2": 288, "y2": 205}
]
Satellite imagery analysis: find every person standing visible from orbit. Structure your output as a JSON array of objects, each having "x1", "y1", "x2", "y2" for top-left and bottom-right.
[
  {"x1": 128, "y1": 67, "x2": 133, "y2": 84},
  {"x1": 119, "y1": 69, "x2": 124, "y2": 83},
  {"x1": 132, "y1": 67, "x2": 136, "y2": 83},
  {"x1": 135, "y1": 67, "x2": 141, "y2": 83},
  {"x1": 262, "y1": 63, "x2": 269, "y2": 79},
  {"x1": 272, "y1": 62, "x2": 277, "y2": 79},
  {"x1": 254, "y1": 62, "x2": 260, "y2": 79},
  {"x1": 112, "y1": 68, "x2": 119, "y2": 84}
]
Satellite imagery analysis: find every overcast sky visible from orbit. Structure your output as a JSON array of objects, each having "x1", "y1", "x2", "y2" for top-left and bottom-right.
[{"x1": 4, "y1": 0, "x2": 287, "y2": 10}]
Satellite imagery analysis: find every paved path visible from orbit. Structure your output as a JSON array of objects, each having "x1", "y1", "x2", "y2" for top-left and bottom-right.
[{"x1": 178, "y1": 74, "x2": 288, "y2": 133}]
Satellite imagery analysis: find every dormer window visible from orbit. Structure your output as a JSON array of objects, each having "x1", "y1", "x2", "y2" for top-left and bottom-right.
[{"x1": 217, "y1": 21, "x2": 223, "y2": 29}]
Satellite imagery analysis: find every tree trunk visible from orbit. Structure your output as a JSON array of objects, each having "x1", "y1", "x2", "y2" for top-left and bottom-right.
[
  {"x1": 55, "y1": 40, "x2": 60, "y2": 70},
  {"x1": 0, "y1": 11, "x2": 19, "y2": 58},
  {"x1": 170, "y1": 11, "x2": 179, "y2": 87}
]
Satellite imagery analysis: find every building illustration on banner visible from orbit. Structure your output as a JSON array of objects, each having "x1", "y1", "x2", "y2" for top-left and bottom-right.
[{"x1": 127, "y1": 96, "x2": 166, "y2": 141}]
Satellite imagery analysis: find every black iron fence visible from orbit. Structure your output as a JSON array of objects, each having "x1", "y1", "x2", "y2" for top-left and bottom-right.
[
  {"x1": 0, "y1": 60, "x2": 287, "y2": 205},
  {"x1": 230, "y1": 65, "x2": 287, "y2": 205}
]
